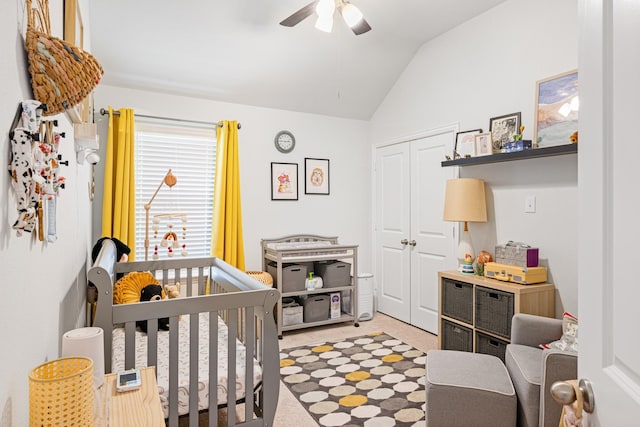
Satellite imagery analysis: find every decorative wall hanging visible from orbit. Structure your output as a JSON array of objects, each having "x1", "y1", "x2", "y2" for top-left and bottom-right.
[
  {"x1": 25, "y1": 0, "x2": 103, "y2": 116},
  {"x1": 533, "y1": 70, "x2": 579, "y2": 148},
  {"x1": 8, "y1": 100, "x2": 68, "y2": 240},
  {"x1": 271, "y1": 162, "x2": 298, "y2": 200},
  {"x1": 304, "y1": 158, "x2": 330, "y2": 195}
]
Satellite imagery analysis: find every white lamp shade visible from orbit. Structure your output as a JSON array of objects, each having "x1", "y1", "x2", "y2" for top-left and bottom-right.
[
  {"x1": 315, "y1": 15, "x2": 334, "y2": 32},
  {"x1": 315, "y1": 0, "x2": 335, "y2": 17},
  {"x1": 341, "y1": 3, "x2": 363, "y2": 27}
]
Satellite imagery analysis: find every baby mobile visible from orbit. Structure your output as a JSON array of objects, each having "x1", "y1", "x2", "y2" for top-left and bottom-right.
[
  {"x1": 151, "y1": 213, "x2": 188, "y2": 260},
  {"x1": 143, "y1": 169, "x2": 189, "y2": 261}
]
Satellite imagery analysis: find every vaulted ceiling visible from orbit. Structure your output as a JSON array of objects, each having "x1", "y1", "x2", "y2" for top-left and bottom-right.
[{"x1": 89, "y1": 0, "x2": 507, "y2": 120}]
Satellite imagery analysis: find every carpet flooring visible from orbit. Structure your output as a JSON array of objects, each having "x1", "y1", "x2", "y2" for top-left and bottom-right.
[{"x1": 280, "y1": 332, "x2": 426, "y2": 426}]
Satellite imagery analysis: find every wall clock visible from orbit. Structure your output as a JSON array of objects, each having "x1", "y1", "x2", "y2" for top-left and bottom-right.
[{"x1": 274, "y1": 130, "x2": 295, "y2": 153}]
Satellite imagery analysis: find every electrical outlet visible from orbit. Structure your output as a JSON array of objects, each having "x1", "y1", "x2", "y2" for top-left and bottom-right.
[{"x1": 525, "y1": 196, "x2": 536, "y2": 213}]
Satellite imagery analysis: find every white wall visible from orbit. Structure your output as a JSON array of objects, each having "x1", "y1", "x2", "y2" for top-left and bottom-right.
[
  {"x1": 371, "y1": 0, "x2": 578, "y2": 316},
  {"x1": 92, "y1": 86, "x2": 372, "y2": 273},
  {"x1": 0, "y1": 1, "x2": 94, "y2": 425}
]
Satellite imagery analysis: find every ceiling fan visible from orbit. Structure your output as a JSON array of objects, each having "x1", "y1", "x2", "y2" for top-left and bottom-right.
[{"x1": 280, "y1": 0, "x2": 372, "y2": 35}]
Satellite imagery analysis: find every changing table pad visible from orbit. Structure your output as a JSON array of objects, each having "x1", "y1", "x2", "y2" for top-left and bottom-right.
[{"x1": 112, "y1": 312, "x2": 262, "y2": 417}]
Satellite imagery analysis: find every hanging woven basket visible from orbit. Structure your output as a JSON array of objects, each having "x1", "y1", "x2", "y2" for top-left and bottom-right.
[{"x1": 24, "y1": 0, "x2": 103, "y2": 116}]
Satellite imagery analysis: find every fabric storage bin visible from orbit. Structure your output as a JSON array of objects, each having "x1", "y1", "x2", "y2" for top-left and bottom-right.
[
  {"x1": 476, "y1": 331, "x2": 509, "y2": 362},
  {"x1": 442, "y1": 279, "x2": 473, "y2": 323},
  {"x1": 441, "y1": 319, "x2": 473, "y2": 352},
  {"x1": 314, "y1": 260, "x2": 351, "y2": 287},
  {"x1": 267, "y1": 262, "x2": 307, "y2": 293},
  {"x1": 302, "y1": 294, "x2": 330, "y2": 322},
  {"x1": 475, "y1": 286, "x2": 514, "y2": 338},
  {"x1": 282, "y1": 297, "x2": 303, "y2": 326}
]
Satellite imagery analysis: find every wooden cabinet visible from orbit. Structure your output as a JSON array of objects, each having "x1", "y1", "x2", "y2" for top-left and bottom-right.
[
  {"x1": 261, "y1": 235, "x2": 359, "y2": 338},
  {"x1": 438, "y1": 270, "x2": 555, "y2": 361}
]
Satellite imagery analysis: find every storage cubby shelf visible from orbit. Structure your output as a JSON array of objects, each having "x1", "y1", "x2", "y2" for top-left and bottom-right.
[{"x1": 441, "y1": 143, "x2": 577, "y2": 167}]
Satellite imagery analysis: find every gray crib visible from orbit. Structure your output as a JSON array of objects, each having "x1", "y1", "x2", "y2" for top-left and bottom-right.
[{"x1": 88, "y1": 239, "x2": 280, "y2": 427}]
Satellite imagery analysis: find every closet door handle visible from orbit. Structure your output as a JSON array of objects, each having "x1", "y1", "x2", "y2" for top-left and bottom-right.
[
  {"x1": 409, "y1": 240, "x2": 416, "y2": 246},
  {"x1": 400, "y1": 239, "x2": 409, "y2": 245}
]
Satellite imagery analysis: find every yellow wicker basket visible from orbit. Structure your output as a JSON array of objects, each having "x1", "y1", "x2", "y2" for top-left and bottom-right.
[
  {"x1": 246, "y1": 271, "x2": 273, "y2": 287},
  {"x1": 29, "y1": 356, "x2": 94, "y2": 427}
]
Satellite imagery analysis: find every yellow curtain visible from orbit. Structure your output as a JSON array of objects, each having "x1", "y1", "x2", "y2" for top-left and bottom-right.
[
  {"x1": 101, "y1": 107, "x2": 137, "y2": 260},
  {"x1": 211, "y1": 120, "x2": 245, "y2": 270}
]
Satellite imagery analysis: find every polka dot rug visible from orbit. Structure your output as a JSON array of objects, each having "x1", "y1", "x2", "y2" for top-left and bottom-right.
[{"x1": 280, "y1": 332, "x2": 426, "y2": 426}]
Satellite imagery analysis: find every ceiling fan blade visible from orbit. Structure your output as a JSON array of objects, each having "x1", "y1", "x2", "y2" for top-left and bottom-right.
[
  {"x1": 280, "y1": 1, "x2": 319, "y2": 27},
  {"x1": 351, "y1": 17, "x2": 371, "y2": 35}
]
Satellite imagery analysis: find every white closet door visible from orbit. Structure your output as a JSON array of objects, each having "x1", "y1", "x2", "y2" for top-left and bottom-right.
[
  {"x1": 409, "y1": 133, "x2": 456, "y2": 333},
  {"x1": 375, "y1": 143, "x2": 411, "y2": 323},
  {"x1": 375, "y1": 129, "x2": 457, "y2": 333}
]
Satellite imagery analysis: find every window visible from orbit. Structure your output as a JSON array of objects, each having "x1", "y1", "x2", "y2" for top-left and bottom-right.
[{"x1": 134, "y1": 120, "x2": 216, "y2": 261}]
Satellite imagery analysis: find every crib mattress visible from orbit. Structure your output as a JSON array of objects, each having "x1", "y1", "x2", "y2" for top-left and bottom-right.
[{"x1": 111, "y1": 313, "x2": 262, "y2": 417}]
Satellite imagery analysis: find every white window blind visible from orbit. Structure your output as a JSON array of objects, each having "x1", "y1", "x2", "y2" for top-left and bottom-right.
[{"x1": 134, "y1": 120, "x2": 216, "y2": 261}]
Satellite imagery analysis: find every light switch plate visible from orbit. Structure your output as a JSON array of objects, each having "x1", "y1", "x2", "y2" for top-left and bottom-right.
[{"x1": 525, "y1": 196, "x2": 536, "y2": 213}]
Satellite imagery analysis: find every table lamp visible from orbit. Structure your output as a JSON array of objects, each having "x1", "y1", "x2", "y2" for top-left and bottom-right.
[
  {"x1": 443, "y1": 178, "x2": 487, "y2": 265},
  {"x1": 145, "y1": 169, "x2": 177, "y2": 261}
]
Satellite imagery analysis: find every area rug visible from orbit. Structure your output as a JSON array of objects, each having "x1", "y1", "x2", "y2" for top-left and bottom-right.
[{"x1": 280, "y1": 332, "x2": 426, "y2": 426}]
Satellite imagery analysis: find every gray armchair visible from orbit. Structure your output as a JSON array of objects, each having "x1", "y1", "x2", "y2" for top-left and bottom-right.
[{"x1": 505, "y1": 313, "x2": 578, "y2": 427}]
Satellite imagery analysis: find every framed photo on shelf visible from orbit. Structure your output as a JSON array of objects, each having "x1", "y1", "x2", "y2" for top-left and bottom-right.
[
  {"x1": 454, "y1": 129, "x2": 482, "y2": 158},
  {"x1": 304, "y1": 158, "x2": 330, "y2": 195},
  {"x1": 489, "y1": 112, "x2": 521, "y2": 152},
  {"x1": 534, "y1": 69, "x2": 579, "y2": 148},
  {"x1": 474, "y1": 132, "x2": 493, "y2": 156},
  {"x1": 271, "y1": 162, "x2": 298, "y2": 200}
]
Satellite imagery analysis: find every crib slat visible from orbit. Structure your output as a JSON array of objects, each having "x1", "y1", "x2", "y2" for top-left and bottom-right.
[
  {"x1": 124, "y1": 321, "x2": 136, "y2": 370},
  {"x1": 228, "y1": 309, "x2": 238, "y2": 427},
  {"x1": 186, "y1": 268, "x2": 193, "y2": 297},
  {"x1": 168, "y1": 316, "x2": 180, "y2": 427},
  {"x1": 244, "y1": 306, "x2": 255, "y2": 423},
  {"x1": 209, "y1": 310, "x2": 219, "y2": 427},
  {"x1": 147, "y1": 321, "x2": 158, "y2": 369},
  {"x1": 188, "y1": 312, "x2": 199, "y2": 425}
]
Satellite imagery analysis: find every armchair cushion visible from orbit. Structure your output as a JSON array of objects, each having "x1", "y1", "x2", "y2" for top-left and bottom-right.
[{"x1": 506, "y1": 314, "x2": 578, "y2": 427}]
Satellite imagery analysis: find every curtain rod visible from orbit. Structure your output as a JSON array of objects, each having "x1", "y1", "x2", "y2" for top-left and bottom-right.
[{"x1": 98, "y1": 108, "x2": 241, "y2": 129}]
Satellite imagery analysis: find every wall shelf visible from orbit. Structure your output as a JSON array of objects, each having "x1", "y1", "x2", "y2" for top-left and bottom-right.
[{"x1": 441, "y1": 143, "x2": 577, "y2": 167}]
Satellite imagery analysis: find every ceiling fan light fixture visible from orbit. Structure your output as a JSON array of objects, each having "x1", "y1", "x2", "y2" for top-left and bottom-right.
[
  {"x1": 341, "y1": 2, "x2": 363, "y2": 28},
  {"x1": 315, "y1": 15, "x2": 334, "y2": 32},
  {"x1": 315, "y1": 0, "x2": 336, "y2": 18}
]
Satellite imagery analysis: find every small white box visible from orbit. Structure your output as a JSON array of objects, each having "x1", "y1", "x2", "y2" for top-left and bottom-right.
[{"x1": 330, "y1": 292, "x2": 341, "y2": 319}]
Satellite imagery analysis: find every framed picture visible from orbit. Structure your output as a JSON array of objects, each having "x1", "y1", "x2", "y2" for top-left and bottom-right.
[
  {"x1": 271, "y1": 162, "x2": 298, "y2": 200},
  {"x1": 455, "y1": 129, "x2": 482, "y2": 158},
  {"x1": 534, "y1": 69, "x2": 579, "y2": 148},
  {"x1": 304, "y1": 158, "x2": 330, "y2": 195},
  {"x1": 474, "y1": 132, "x2": 493, "y2": 156},
  {"x1": 489, "y1": 112, "x2": 521, "y2": 152}
]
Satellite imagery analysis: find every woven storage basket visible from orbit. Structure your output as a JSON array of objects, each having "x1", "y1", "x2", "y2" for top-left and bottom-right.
[
  {"x1": 25, "y1": 0, "x2": 103, "y2": 116},
  {"x1": 29, "y1": 356, "x2": 94, "y2": 427},
  {"x1": 246, "y1": 271, "x2": 273, "y2": 287}
]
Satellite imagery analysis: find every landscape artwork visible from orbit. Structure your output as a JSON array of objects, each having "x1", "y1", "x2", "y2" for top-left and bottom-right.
[{"x1": 534, "y1": 70, "x2": 579, "y2": 147}]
